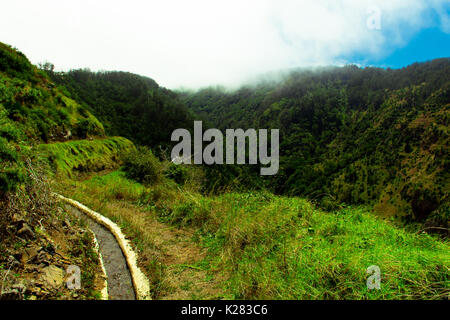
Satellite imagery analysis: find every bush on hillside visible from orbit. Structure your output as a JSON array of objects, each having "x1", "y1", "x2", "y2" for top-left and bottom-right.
[
  {"x1": 164, "y1": 162, "x2": 189, "y2": 185},
  {"x1": 123, "y1": 146, "x2": 162, "y2": 185},
  {"x1": 0, "y1": 137, "x2": 25, "y2": 195},
  {"x1": 74, "y1": 118, "x2": 104, "y2": 139}
]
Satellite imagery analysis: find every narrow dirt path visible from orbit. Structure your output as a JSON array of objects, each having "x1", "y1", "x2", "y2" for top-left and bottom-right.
[
  {"x1": 151, "y1": 220, "x2": 218, "y2": 300},
  {"x1": 94, "y1": 201, "x2": 226, "y2": 300},
  {"x1": 65, "y1": 205, "x2": 136, "y2": 300}
]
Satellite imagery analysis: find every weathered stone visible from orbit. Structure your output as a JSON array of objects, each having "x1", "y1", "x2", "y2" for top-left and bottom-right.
[
  {"x1": 35, "y1": 251, "x2": 51, "y2": 265},
  {"x1": 12, "y1": 213, "x2": 25, "y2": 224},
  {"x1": 41, "y1": 265, "x2": 65, "y2": 289},
  {"x1": 63, "y1": 219, "x2": 71, "y2": 228}
]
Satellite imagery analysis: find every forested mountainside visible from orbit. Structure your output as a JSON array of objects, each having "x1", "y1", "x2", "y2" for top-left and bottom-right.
[
  {"x1": 0, "y1": 42, "x2": 105, "y2": 195},
  {"x1": 49, "y1": 70, "x2": 194, "y2": 149},
  {"x1": 179, "y1": 60, "x2": 450, "y2": 225}
]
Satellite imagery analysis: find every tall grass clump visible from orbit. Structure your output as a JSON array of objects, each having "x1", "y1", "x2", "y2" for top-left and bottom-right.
[{"x1": 123, "y1": 146, "x2": 162, "y2": 185}]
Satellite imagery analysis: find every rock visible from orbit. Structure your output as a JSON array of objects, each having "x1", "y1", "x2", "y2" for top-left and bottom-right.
[
  {"x1": 17, "y1": 223, "x2": 35, "y2": 239},
  {"x1": 30, "y1": 264, "x2": 44, "y2": 274},
  {"x1": 12, "y1": 213, "x2": 25, "y2": 224},
  {"x1": 19, "y1": 247, "x2": 38, "y2": 264},
  {"x1": 40, "y1": 265, "x2": 64, "y2": 289},
  {"x1": 42, "y1": 243, "x2": 56, "y2": 255},
  {"x1": 64, "y1": 130, "x2": 72, "y2": 140}
]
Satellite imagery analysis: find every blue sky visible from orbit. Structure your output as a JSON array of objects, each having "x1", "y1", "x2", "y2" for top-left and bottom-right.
[
  {"x1": 344, "y1": 3, "x2": 450, "y2": 69},
  {"x1": 382, "y1": 28, "x2": 450, "y2": 68},
  {"x1": 344, "y1": 27, "x2": 450, "y2": 69}
]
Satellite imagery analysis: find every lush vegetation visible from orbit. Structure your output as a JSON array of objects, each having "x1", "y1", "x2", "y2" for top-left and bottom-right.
[
  {"x1": 45, "y1": 56, "x2": 449, "y2": 228},
  {"x1": 1, "y1": 41, "x2": 448, "y2": 300},
  {"x1": 37, "y1": 137, "x2": 135, "y2": 178},
  {"x1": 179, "y1": 61, "x2": 450, "y2": 227},
  {"x1": 0, "y1": 107, "x2": 26, "y2": 194},
  {"x1": 49, "y1": 69, "x2": 194, "y2": 149},
  {"x1": 0, "y1": 43, "x2": 104, "y2": 143},
  {"x1": 51, "y1": 132, "x2": 448, "y2": 299},
  {"x1": 60, "y1": 168, "x2": 449, "y2": 300},
  {"x1": 122, "y1": 146, "x2": 162, "y2": 185},
  {"x1": 0, "y1": 42, "x2": 107, "y2": 195},
  {"x1": 0, "y1": 43, "x2": 109, "y2": 299}
]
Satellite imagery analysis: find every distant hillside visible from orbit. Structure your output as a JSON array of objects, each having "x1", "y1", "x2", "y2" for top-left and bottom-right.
[
  {"x1": 49, "y1": 70, "x2": 194, "y2": 149},
  {"x1": 179, "y1": 60, "x2": 450, "y2": 225}
]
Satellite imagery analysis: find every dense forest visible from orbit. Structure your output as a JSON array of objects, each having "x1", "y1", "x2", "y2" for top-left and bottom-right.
[
  {"x1": 49, "y1": 70, "x2": 194, "y2": 149},
  {"x1": 179, "y1": 61, "x2": 450, "y2": 226}
]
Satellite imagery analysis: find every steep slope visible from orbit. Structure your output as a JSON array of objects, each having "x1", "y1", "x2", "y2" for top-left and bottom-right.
[
  {"x1": 0, "y1": 42, "x2": 115, "y2": 299},
  {"x1": 50, "y1": 70, "x2": 194, "y2": 149},
  {"x1": 0, "y1": 43, "x2": 104, "y2": 144},
  {"x1": 0, "y1": 42, "x2": 106, "y2": 194},
  {"x1": 179, "y1": 60, "x2": 450, "y2": 225}
]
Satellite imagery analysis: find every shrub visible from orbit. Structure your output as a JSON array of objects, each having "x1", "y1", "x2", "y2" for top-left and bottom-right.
[
  {"x1": 164, "y1": 162, "x2": 189, "y2": 185},
  {"x1": 0, "y1": 167, "x2": 25, "y2": 195},
  {"x1": 0, "y1": 124, "x2": 23, "y2": 142},
  {"x1": 0, "y1": 137, "x2": 18, "y2": 162},
  {"x1": 0, "y1": 138, "x2": 26, "y2": 195},
  {"x1": 122, "y1": 146, "x2": 162, "y2": 185}
]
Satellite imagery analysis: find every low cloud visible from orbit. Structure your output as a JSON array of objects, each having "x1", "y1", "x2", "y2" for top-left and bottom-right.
[{"x1": 0, "y1": 0, "x2": 448, "y2": 88}]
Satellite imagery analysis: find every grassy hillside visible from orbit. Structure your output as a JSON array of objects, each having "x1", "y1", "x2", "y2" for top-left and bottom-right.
[
  {"x1": 0, "y1": 42, "x2": 106, "y2": 194},
  {"x1": 0, "y1": 43, "x2": 104, "y2": 143},
  {"x1": 47, "y1": 137, "x2": 448, "y2": 300},
  {"x1": 179, "y1": 60, "x2": 450, "y2": 227},
  {"x1": 37, "y1": 137, "x2": 135, "y2": 178},
  {"x1": 58, "y1": 166, "x2": 449, "y2": 300},
  {"x1": 49, "y1": 69, "x2": 194, "y2": 149},
  {"x1": 0, "y1": 43, "x2": 113, "y2": 299}
]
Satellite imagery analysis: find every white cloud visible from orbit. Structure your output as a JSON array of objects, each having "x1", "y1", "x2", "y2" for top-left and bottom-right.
[{"x1": 0, "y1": 0, "x2": 448, "y2": 88}]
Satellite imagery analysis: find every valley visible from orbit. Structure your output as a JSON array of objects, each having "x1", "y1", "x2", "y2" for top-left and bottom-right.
[{"x1": 0, "y1": 42, "x2": 448, "y2": 300}]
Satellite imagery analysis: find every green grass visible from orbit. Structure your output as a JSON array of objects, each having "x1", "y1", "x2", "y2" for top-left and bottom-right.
[
  {"x1": 169, "y1": 193, "x2": 449, "y2": 299},
  {"x1": 60, "y1": 170, "x2": 449, "y2": 300},
  {"x1": 0, "y1": 42, "x2": 105, "y2": 143},
  {"x1": 37, "y1": 137, "x2": 135, "y2": 177},
  {"x1": 83, "y1": 170, "x2": 146, "y2": 201}
]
